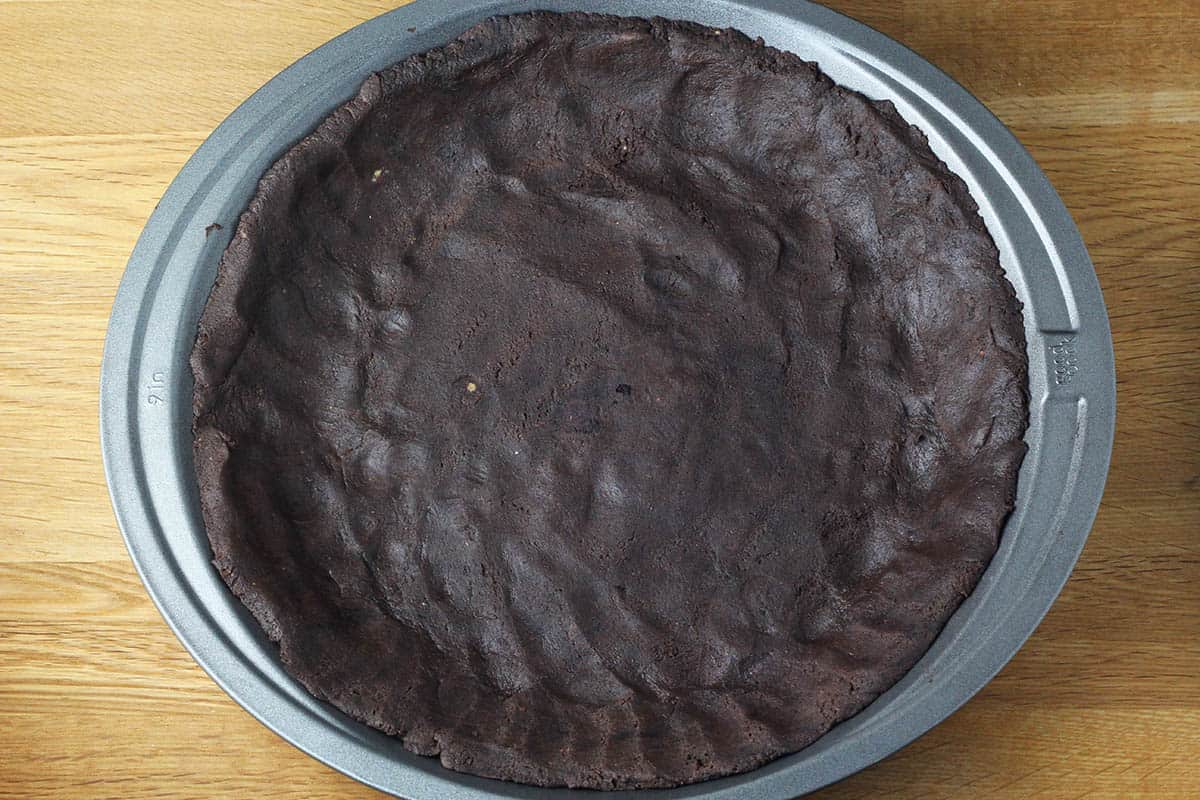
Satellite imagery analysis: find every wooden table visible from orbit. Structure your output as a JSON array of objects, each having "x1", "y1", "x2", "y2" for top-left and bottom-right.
[{"x1": 2, "y1": 1, "x2": 1196, "y2": 797}]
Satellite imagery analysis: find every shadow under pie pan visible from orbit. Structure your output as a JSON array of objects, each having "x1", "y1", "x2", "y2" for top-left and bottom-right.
[{"x1": 100, "y1": 0, "x2": 1115, "y2": 797}]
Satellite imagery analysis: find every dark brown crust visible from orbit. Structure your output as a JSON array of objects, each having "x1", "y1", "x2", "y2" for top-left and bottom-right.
[{"x1": 191, "y1": 12, "x2": 1028, "y2": 790}]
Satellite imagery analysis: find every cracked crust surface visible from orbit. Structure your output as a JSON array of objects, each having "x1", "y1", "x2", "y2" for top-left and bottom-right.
[{"x1": 191, "y1": 12, "x2": 1028, "y2": 790}]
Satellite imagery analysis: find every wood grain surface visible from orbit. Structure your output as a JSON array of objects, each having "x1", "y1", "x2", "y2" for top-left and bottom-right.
[{"x1": 1, "y1": 1, "x2": 1197, "y2": 797}]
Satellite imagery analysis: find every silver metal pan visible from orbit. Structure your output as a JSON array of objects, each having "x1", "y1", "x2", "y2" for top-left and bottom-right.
[{"x1": 100, "y1": 1, "x2": 1116, "y2": 797}]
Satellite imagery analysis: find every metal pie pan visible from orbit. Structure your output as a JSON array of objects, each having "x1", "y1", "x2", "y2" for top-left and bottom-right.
[{"x1": 100, "y1": 1, "x2": 1115, "y2": 797}]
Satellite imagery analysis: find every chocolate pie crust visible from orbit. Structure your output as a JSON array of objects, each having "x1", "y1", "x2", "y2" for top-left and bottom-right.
[{"x1": 191, "y1": 12, "x2": 1028, "y2": 789}]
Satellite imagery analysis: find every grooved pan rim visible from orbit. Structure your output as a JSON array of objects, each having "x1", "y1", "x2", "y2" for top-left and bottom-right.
[{"x1": 100, "y1": 2, "x2": 1116, "y2": 798}]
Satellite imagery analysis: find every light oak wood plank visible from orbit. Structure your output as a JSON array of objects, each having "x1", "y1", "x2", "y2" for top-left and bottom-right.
[
  {"x1": 0, "y1": 0, "x2": 411, "y2": 137},
  {"x1": 0, "y1": 562, "x2": 160, "y2": 624}
]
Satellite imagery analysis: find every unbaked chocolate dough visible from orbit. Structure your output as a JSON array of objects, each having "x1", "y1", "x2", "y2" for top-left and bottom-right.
[{"x1": 191, "y1": 12, "x2": 1028, "y2": 789}]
